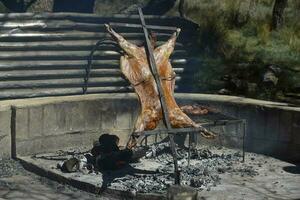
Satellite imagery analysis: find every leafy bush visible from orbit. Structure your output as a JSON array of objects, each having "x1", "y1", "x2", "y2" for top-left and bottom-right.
[
  {"x1": 0, "y1": 2, "x2": 9, "y2": 13},
  {"x1": 174, "y1": 0, "x2": 300, "y2": 101}
]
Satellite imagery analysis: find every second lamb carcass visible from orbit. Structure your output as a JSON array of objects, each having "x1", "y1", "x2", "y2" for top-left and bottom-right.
[{"x1": 105, "y1": 24, "x2": 215, "y2": 139}]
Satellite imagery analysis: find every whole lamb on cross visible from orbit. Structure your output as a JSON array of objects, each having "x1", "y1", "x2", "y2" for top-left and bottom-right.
[{"x1": 105, "y1": 24, "x2": 215, "y2": 144}]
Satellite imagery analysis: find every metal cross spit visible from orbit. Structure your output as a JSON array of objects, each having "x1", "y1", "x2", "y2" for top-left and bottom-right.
[
  {"x1": 110, "y1": 8, "x2": 209, "y2": 185},
  {"x1": 105, "y1": 8, "x2": 246, "y2": 185},
  {"x1": 137, "y1": 7, "x2": 181, "y2": 185}
]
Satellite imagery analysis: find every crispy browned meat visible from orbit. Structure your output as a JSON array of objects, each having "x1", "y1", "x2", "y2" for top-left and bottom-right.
[
  {"x1": 105, "y1": 24, "x2": 215, "y2": 139},
  {"x1": 105, "y1": 24, "x2": 161, "y2": 132},
  {"x1": 180, "y1": 105, "x2": 209, "y2": 115}
]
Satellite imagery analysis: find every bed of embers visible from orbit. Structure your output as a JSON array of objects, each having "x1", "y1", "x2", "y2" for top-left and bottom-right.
[
  {"x1": 36, "y1": 142, "x2": 260, "y2": 194},
  {"x1": 24, "y1": 135, "x2": 300, "y2": 200},
  {"x1": 107, "y1": 144, "x2": 258, "y2": 193}
]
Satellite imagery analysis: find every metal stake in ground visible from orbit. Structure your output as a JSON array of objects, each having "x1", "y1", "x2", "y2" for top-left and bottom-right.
[{"x1": 138, "y1": 7, "x2": 180, "y2": 185}]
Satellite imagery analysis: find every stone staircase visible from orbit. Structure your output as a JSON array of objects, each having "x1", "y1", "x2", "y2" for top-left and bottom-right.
[{"x1": 0, "y1": 13, "x2": 199, "y2": 100}]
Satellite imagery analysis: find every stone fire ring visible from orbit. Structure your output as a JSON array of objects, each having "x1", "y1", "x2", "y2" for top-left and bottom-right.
[{"x1": 0, "y1": 93, "x2": 299, "y2": 199}]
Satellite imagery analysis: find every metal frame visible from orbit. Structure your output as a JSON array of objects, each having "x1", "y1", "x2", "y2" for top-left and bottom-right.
[
  {"x1": 85, "y1": 8, "x2": 248, "y2": 184},
  {"x1": 139, "y1": 119, "x2": 247, "y2": 163}
]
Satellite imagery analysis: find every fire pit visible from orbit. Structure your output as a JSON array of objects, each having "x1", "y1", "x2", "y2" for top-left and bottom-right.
[
  {"x1": 19, "y1": 143, "x2": 300, "y2": 199},
  {"x1": 5, "y1": 93, "x2": 299, "y2": 199},
  {"x1": 0, "y1": 7, "x2": 299, "y2": 199}
]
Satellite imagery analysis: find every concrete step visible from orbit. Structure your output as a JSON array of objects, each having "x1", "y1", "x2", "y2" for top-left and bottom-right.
[
  {"x1": 0, "y1": 22, "x2": 178, "y2": 33},
  {"x1": 0, "y1": 77, "x2": 129, "y2": 89},
  {"x1": 0, "y1": 31, "x2": 178, "y2": 42},
  {"x1": 0, "y1": 40, "x2": 185, "y2": 51},
  {"x1": 0, "y1": 50, "x2": 187, "y2": 61},
  {"x1": 0, "y1": 76, "x2": 183, "y2": 89},
  {"x1": 0, "y1": 66, "x2": 184, "y2": 73},
  {"x1": 0, "y1": 13, "x2": 180, "y2": 22},
  {"x1": 0, "y1": 69, "x2": 122, "y2": 80},
  {"x1": 0, "y1": 60, "x2": 118, "y2": 70},
  {"x1": 0, "y1": 84, "x2": 181, "y2": 100},
  {"x1": 0, "y1": 60, "x2": 188, "y2": 71},
  {"x1": 0, "y1": 68, "x2": 184, "y2": 80},
  {"x1": 0, "y1": 13, "x2": 196, "y2": 29},
  {"x1": 0, "y1": 19, "x2": 194, "y2": 33},
  {"x1": 0, "y1": 86, "x2": 133, "y2": 99}
]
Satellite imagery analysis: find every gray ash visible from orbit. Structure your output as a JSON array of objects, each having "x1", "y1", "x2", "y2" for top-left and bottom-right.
[
  {"x1": 109, "y1": 143, "x2": 258, "y2": 193},
  {"x1": 0, "y1": 158, "x2": 26, "y2": 178}
]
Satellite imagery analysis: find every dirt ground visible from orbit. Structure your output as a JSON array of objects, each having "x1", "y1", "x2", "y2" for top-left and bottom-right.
[
  {"x1": 0, "y1": 158, "x2": 116, "y2": 200},
  {"x1": 1, "y1": 148, "x2": 300, "y2": 200}
]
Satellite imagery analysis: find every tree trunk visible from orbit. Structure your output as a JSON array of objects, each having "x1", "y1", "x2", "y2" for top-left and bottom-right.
[
  {"x1": 0, "y1": 0, "x2": 25, "y2": 12},
  {"x1": 271, "y1": 0, "x2": 288, "y2": 30},
  {"x1": 178, "y1": 0, "x2": 185, "y2": 18},
  {"x1": 248, "y1": 0, "x2": 258, "y2": 19},
  {"x1": 0, "y1": 0, "x2": 37, "y2": 12}
]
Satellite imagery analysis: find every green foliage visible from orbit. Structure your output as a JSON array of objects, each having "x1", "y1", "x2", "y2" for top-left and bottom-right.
[
  {"x1": 256, "y1": 23, "x2": 271, "y2": 44},
  {"x1": 181, "y1": 0, "x2": 300, "y2": 64},
  {"x1": 27, "y1": 0, "x2": 53, "y2": 12},
  {"x1": 0, "y1": 2, "x2": 9, "y2": 12},
  {"x1": 196, "y1": 12, "x2": 228, "y2": 56},
  {"x1": 178, "y1": 0, "x2": 300, "y2": 101},
  {"x1": 192, "y1": 57, "x2": 225, "y2": 93}
]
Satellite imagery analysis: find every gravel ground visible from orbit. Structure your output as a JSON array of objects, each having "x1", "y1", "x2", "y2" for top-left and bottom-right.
[{"x1": 0, "y1": 158, "x2": 116, "y2": 200}]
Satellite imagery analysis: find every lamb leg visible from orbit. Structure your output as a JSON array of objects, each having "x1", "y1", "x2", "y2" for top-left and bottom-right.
[{"x1": 154, "y1": 30, "x2": 216, "y2": 139}]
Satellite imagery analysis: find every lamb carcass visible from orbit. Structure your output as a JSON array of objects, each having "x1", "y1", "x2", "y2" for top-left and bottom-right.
[{"x1": 105, "y1": 24, "x2": 215, "y2": 139}]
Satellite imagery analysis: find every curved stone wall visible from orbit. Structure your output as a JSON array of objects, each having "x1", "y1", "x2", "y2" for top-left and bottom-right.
[{"x1": 0, "y1": 93, "x2": 299, "y2": 162}]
